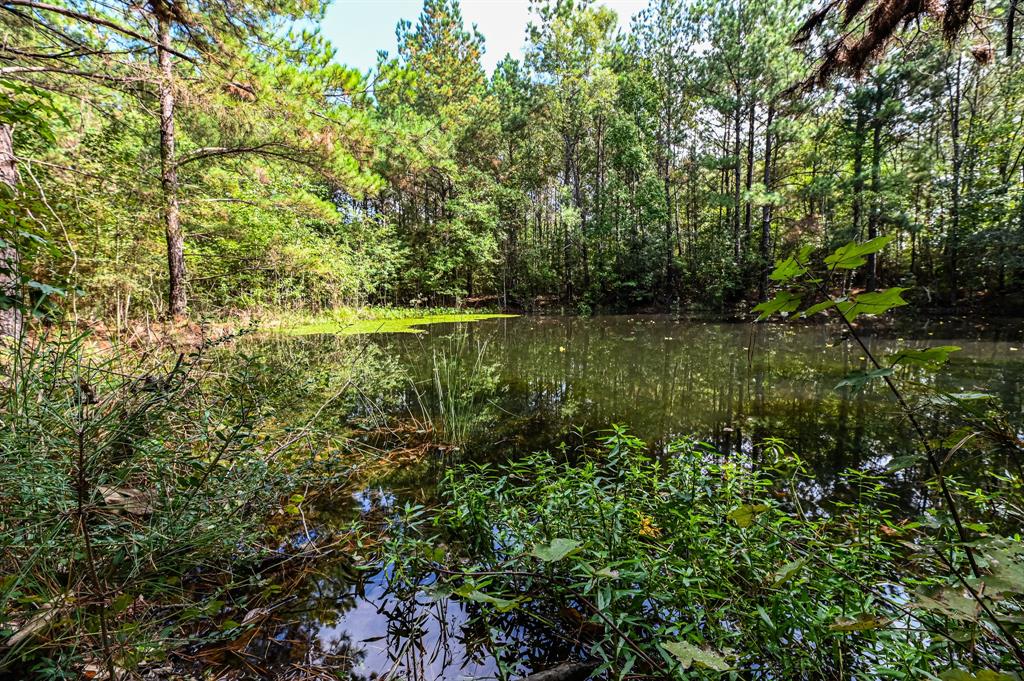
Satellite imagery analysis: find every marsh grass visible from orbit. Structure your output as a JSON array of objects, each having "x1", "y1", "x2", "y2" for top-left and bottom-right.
[
  {"x1": 0, "y1": 332, "x2": 340, "y2": 679},
  {"x1": 398, "y1": 331, "x2": 499, "y2": 449}
]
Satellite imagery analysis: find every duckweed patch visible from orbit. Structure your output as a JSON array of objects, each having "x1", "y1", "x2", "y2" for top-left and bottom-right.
[{"x1": 281, "y1": 313, "x2": 518, "y2": 336}]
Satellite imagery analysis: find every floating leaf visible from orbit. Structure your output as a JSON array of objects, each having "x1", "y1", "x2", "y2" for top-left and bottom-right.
[
  {"x1": 835, "y1": 288, "x2": 908, "y2": 322},
  {"x1": 727, "y1": 503, "x2": 770, "y2": 528},
  {"x1": 530, "y1": 538, "x2": 581, "y2": 562},
  {"x1": 824, "y1": 235, "x2": 895, "y2": 270},
  {"x1": 662, "y1": 640, "x2": 729, "y2": 671}
]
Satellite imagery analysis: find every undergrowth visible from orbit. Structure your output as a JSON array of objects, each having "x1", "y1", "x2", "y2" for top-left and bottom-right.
[
  {"x1": 0, "y1": 332, "x2": 351, "y2": 679},
  {"x1": 382, "y1": 428, "x2": 1024, "y2": 680}
]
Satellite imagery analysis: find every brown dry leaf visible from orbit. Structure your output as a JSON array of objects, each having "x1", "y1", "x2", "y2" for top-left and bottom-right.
[
  {"x1": 1, "y1": 594, "x2": 67, "y2": 649},
  {"x1": 98, "y1": 485, "x2": 153, "y2": 515}
]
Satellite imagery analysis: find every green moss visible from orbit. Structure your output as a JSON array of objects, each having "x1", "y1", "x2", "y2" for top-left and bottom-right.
[{"x1": 280, "y1": 313, "x2": 518, "y2": 336}]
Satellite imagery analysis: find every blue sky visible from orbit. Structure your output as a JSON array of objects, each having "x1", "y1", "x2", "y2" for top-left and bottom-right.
[{"x1": 320, "y1": 0, "x2": 648, "y2": 74}]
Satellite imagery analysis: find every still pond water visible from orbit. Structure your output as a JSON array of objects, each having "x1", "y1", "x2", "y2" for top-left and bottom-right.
[{"x1": 237, "y1": 315, "x2": 1024, "y2": 679}]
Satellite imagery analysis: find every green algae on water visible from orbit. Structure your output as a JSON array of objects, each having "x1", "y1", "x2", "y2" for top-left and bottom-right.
[{"x1": 281, "y1": 313, "x2": 518, "y2": 336}]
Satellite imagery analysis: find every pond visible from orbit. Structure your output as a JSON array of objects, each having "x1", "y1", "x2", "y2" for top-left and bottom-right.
[{"x1": 230, "y1": 314, "x2": 1024, "y2": 679}]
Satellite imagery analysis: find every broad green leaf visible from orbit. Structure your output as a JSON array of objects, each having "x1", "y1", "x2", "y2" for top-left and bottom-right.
[
  {"x1": 453, "y1": 582, "x2": 485, "y2": 598},
  {"x1": 459, "y1": 590, "x2": 521, "y2": 612},
  {"x1": 947, "y1": 392, "x2": 994, "y2": 401},
  {"x1": 110, "y1": 593, "x2": 134, "y2": 614},
  {"x1": 981, "y1": 549, "x2": 1024, "y2": 596},
  {"x1": 824, "y1": 235, "x2": 895, "y2": 270},
  {"x1": 914, "y1": 587, "x2": 979, "y2": 621},
  {"x1": 753, "y1": 291, "x2": 802, "y2": 321},
  {"x1": 829, "y1": 612, "x2": 891, "y2": 632},
  {"x1": 835, "y1": 287, "x2": 908, "y2": 322},
  {"x1": 886, "y1": 455, "x2": 921, "y2": 472},
  {"x1": 801, "y1": 299, "x2": 835, "y2": 318},
  {"x1": 26, "y1": 280, "x2": 65, "y2": 298},
  {"x1": 836, "y1": 368, "x2": 893, "y2": 390},
  {"x1": 727, "y1": 503, "x2": 770, "y2": 528},
  {"x1": 939, "y1": 671, "x2": 1020, "y2": 681},
  {"x1": 889, "y1": 345, "x2": 961, "y2": 368},
  {"x1": 662, "y1": 640, "x2": 729, "y2": 671},
  {"x1": 772, "y1": 558, "x2": 807, "y2": 587},
  {"x1": 530, "y1": 538, "x2": 581, "y2": 562},
  {"x1": 768, "y1": 256, "x2": 807, "y2": 282}
]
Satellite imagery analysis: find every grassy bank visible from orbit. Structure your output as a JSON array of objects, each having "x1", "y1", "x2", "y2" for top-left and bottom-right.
[{"x1": 0, "y1": 331, "x2": 366, "y2": 679}]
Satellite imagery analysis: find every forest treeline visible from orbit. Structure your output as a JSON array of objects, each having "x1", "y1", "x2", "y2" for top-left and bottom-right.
[{"x1": 1, "y1": 0, "x2": 1023, "y2": 323}]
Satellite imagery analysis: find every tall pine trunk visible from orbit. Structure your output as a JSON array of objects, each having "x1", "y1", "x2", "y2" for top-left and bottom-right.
[
  {"x1": 947, "y1": 56, "x2": 963, "y2": 305},
  {"x1": 758, "y1": 106, "x2": 775, "y2": 301},
  {"x1": 732, "y1": 86, "x2": 742, "y2": 262},
  {"x1": 0, "y1": 123, "x2": 21, "y2": 338},
  {"x1": 743, "y1": 102, "x2": 755, "y2": 245},
  {"x1": 867, "y1": 100, "x2": 882, "y2": 291},
  {"x1": 851, "y1": 105, "x2": 866, "y2": 242},
  {"x1": 156, "y1": 5, "x2": 187, "y2": 318}
]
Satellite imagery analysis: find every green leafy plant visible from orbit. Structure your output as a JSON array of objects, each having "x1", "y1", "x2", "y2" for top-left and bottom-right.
[
  {"x1": 0, "y1": 333, "x2": 340, "y2": 677},
  {"x1": 756, "y1": 238, "x2": 1024, "y2": 675}
]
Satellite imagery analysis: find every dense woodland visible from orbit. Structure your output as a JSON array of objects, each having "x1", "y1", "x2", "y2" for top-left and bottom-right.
[{"x1": 0, "y1": 0, "x2": 1021, "y2": 323}]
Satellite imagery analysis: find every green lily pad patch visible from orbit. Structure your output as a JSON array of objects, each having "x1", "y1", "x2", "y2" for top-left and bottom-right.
[{"x1": 281, "y1": 313, "x2": 518, "y2": 336}]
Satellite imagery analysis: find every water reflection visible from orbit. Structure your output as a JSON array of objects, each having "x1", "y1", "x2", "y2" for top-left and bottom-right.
[
  {"x1": 227, "y1": 314, "x2": 1024, "y2": 679},
  {"x1": 245, "y1": 315, "x2": 1023, "y2": 483}
]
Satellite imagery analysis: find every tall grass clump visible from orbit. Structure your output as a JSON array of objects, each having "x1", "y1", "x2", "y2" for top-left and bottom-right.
[
  {"x1": 0, "y1": 333, "x2": 312, "y2": 679},
  {"x1": 424, "y1": 332, "x2": 497, "y2": 447}
]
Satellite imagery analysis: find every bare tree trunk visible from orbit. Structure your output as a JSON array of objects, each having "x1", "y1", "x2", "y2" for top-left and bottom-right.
[
  {"x1": 851, "y1": 105, "x2": 866, "y2": 242},
  {"x1": 947, "y1": 56, "x2": 963, "y2": 305},
  {"x1": 758, "y1": 105, "x2": 775, "y2": 301},
  {"x1": 0, "y1": 123, "x2": 22, "y2": 339},
  {"x1": 867, "y1": 100, "x2": 882, "y2": 291},
  {"x1": 743, "y1": 101, "x2": 755, "y2": 244},
  {"x1": 732, "y1": 85, "x2": 742, "y2": 262},
  {"x1": 156, "y1": 6, "x2": 187, "y2": 318}
]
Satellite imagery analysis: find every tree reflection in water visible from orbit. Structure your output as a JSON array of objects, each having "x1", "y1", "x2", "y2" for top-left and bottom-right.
[{"x1": 219, "y1": 314, "x2": 1023, "y2": 679}]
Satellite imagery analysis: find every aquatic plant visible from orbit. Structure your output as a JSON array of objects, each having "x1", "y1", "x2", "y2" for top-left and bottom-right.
[
  {"x1": 425, "y1": 331, "x2": 499, "y2": 447},
  {"x1": 383, "y1": 428, "x2": 1024, "y2": 679}
]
